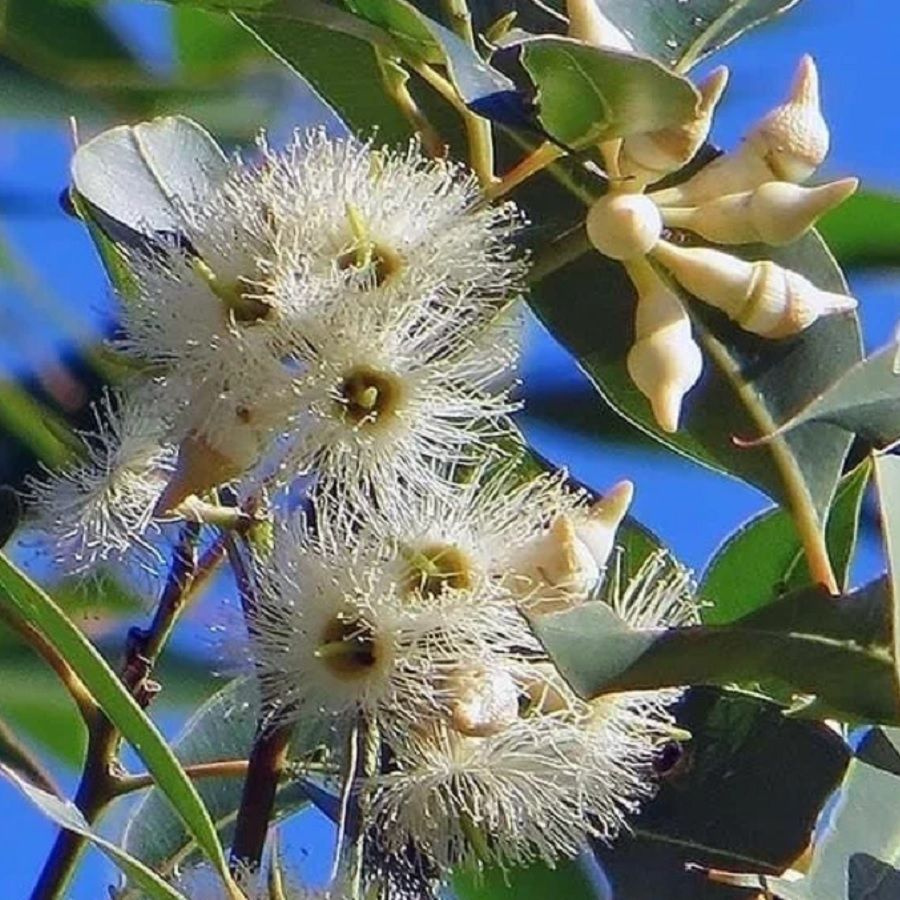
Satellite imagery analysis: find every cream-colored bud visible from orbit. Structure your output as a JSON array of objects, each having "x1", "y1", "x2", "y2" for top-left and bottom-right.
[
  {"x1": 506, "y1": 515, "x2": 600, "y2": 615},
  {"x1": 650, "y1": 56, "x2": 829, "y2": 207},
  {"x1": 620, "y1": 67, "x2": 730, "y2": 186},
  {"x1": 566, "y1": 0, "x2": 633, "y2": 51},
  {"x1": 652, "y1": 241, "x2": 857, "y2": 338},
  {"x1": 744, "y1": 55, "x2": 829, "y2": 184},
  {"x1": 661, "y1": 177, "x2": 858, "y2": 246},
  {"x1": 586, "y1": 192, "x2": 662, "y2": 261},
  {"x1": 574, "y1": 480, "x2": 634, "y2": 567},
  {"x1": 625, "y1": 262, "x2": 701, "y2": 431},
  {"x1": 449, "y1": 667, "x2": 519, "y2": 737}
]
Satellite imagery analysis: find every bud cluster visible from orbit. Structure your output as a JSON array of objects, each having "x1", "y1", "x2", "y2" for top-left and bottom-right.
[{"x1": 572, "y1": 23, "x2": 858, "y2": 432}]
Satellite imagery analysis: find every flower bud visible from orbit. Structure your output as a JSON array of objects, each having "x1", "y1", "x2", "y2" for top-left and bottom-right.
[
  {"x1": 449, "y1": 667, "x2": 519, "y2": 737},
  {"x1": 652, "y1": 240, "x2": 857, "y2": 338},
  {"x1": 566, "y1": 0, "x2": 633, "y2": 51},
  {"x1": 153, "y1": 423, "x2": 261, "y2": 515},
  {"x1": 625, "y1": 263, "x2": 702, "y2": 431},
  {"x1": 661, "y1": 177, "x2": 858, "y2": 246},
  {"x1": 620, "y1": 67, "x2": 730, "y2": 186},
  {"x1": 574, "y1": 480, "x2": 634, "y2": 566},
  {"x1": 586, "y1": 192, "x2": 662, "y2": 261},
  {"x1": 744, "y1": 55, "x2": 828, "y2": 183},
  {"x1": 650, "y1": 56, "x2": 829, "y2": 207}
]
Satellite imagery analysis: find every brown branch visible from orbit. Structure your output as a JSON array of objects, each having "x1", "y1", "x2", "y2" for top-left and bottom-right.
[{"x1": 112, "y1": 759, "x2": 250, "y2": 797}]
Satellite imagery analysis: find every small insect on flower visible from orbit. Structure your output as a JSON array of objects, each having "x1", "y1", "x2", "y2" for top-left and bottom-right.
[
  {"x1": 246, "y1": 505, "x2": 534, "y2": 737},
  {"x1": 24, "y1": 387, "x2": 175, "y2": 573}
]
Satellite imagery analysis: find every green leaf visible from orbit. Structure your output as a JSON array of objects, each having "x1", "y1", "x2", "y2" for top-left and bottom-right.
[
  {"x1": 3, "y1": 0, "x2": 141, "y2": 73},
  {"x1": 2, "y1": 765, "x2": 189, "y2": 900},
  {"x1": 528, "y1": 226, "x2": 861, "y2": 591},
  {"x1": 235, "y1": 1, "x2": 412, "y2": 142},
  {"x1": 454, "y1": 856, "x2": 600, "y2": 900},
  {"x1": 531, "y1": 578, "x2": 900, "y2": 724},
  {"x1": 71, "y1": 115, "x2": 228, "y2": 240},
  {"x1": 768, "y1": 728, "x2": 900, "y2": 900},
  {"x1": 172, "y1": 6, "x2": 265, "y2": 77},
  {"x1": 0, "y1": 380, "x2": 80, "y2": 469},
  {"x1": 592, "y1": 0, "x2": 805, "y2": 70},
  {"x1": 123, "y1": 677, "x2": 324, "y2": 876},
  {"x1": 1, "y1": 766, "x2": 188, "y2": 900},
  {"x1": 759, "y1": 342, "x2": 900, "y2": 448},
  {"x1": 818, "y1": 190, "x2": 900, "y2": 272},
  {"x1": 518, "y1": 37, "x2": 699, "y2": 149},
  {"x1": 701, "y1": 461, "x2": 870, "y2": 624},
  {"x1": 601, "y1": 687, "x2": 849, "y2": 877},
  {"x1": 0, "y1": 553, "x2": 234, "y2": 887}
]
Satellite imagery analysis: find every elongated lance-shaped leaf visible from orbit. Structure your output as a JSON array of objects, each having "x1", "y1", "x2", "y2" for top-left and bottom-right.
[
  {"x1": 756, "y1": 342, "x2": 900, "y2": 448},
  {"x1": 701, "y1": 462, "x2": 870, "y2": 624},
  {"x1": 0, "y1": 553, "x2": 238, "y2": 895},
  {"x1": 531, "y1": 577, "x2": 900, "y2": 724},
  {"x1": 1, "y1": 766, "x2": 188, "y2": 900}
]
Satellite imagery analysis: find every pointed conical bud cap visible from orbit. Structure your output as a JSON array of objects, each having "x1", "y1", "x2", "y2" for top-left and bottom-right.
[
  {"x1": 745, "y1": 55, "x2": 829, "y2": 183},
  {"x1": 153, "y1": 433, "x2": 245, "y2": 515},
  {"x1": 566, "y1": 0, "x2": 633, "y2": 51},
  {"x1": 749, "y1": 177, "x2": 858, "y2": 245},
  {"x1": 574, "y1": 480, "x2": 634, "y2": 567},
  {"x1": 620, "y1": 67, "x2": 730, "y2": 184}
]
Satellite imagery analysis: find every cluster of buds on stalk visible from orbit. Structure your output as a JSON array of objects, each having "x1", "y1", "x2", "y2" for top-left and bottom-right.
[{"x1": 569, "y1": 2, "x2": 858, "y2": 433}]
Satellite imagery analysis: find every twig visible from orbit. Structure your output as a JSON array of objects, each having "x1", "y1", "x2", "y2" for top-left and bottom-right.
[
  {"x1": 226, "y1": 532, "x2": 295, "y2": 873},
  {"x1": 112, "y1": 759, "x2": 251, "y2": 797}
]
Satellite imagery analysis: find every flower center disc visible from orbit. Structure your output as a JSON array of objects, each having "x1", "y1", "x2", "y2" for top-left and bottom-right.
[
  {"x1": 339, "y1": 365, "x2": 402, "y2": 426},
  {"x1": 336, "y1": 241, "x2": 402, "y2": 288},
  {"x1": 318, "y1": 616, "x2": 379, "y2": 680},
  {"x1": 407, "y1": 543, "x2": 473, "y2": 597}
]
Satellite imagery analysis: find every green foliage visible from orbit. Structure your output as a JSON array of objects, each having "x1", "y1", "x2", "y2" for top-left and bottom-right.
[
  {"x1": 519, "y1": 37, "x2": 699, "y2": 148},
  {"x1": 0, "y1": 554, "x2": 232, "y2": 882},
  {"x1": 701, "y1": 462, "x2": 870, "y2": 623},
  {"x1": 2, "y1": 766, "x2": 189, "y2": 900},
  {"x1": 532, "y1": 578, "x2": 900, "y2": 724}
]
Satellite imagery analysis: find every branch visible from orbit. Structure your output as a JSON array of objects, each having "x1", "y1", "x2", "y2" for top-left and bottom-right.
[{"x1": 113, "y1": 759, "x2": 250, "y2": 797}]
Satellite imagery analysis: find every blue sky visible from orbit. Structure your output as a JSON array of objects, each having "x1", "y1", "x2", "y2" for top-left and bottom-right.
[{"x1": 0, "y1": 0, "x2": 898, "y2": 895}]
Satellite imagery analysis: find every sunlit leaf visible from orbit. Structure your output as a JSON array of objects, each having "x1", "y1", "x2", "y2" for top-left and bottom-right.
[
  {"x1": 701, "y1": 462, "x2": 870, "y2": 624},
  {"x1": 1, "y1": 766, "x2": 188, "y2": 900},
  {"x1": 0, "y1": 554, "x2": 234, "y2": 885},
  {"x1": 532, "y1": 577, "x2": 900, "y2": 723}
]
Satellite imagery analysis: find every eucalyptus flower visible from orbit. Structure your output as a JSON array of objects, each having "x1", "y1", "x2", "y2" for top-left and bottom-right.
[{"x1": 24, "y1": 387, "x2": 174, "y2": 572}]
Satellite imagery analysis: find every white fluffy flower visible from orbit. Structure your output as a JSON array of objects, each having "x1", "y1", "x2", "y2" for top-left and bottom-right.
[
  {"x1": 360, "y1": 465, "x2": 633, "y2": 614},
  {"x1": 24, "y1": 388, "x2": 174, "y2": 572},
  {"x1": 281, "y1": 297, "x2": 521, "y2": 502},
  {"x1": 247, "y1": 508, "x2": 533, "y2": 734},
  {"x1": 369, "y1": 551, "x2": 696, "y2": 870},
  {"x1": 257, "y1": 130, "x2": 525, "y2": 331}
]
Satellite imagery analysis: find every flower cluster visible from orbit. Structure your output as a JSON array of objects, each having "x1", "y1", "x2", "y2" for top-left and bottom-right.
[
  {"x1": 34, "y1": 125, "x2": 697, "y2": 898},
  {"x1": 570, "y1": 0, "x2": 858, "y2": 433}
]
